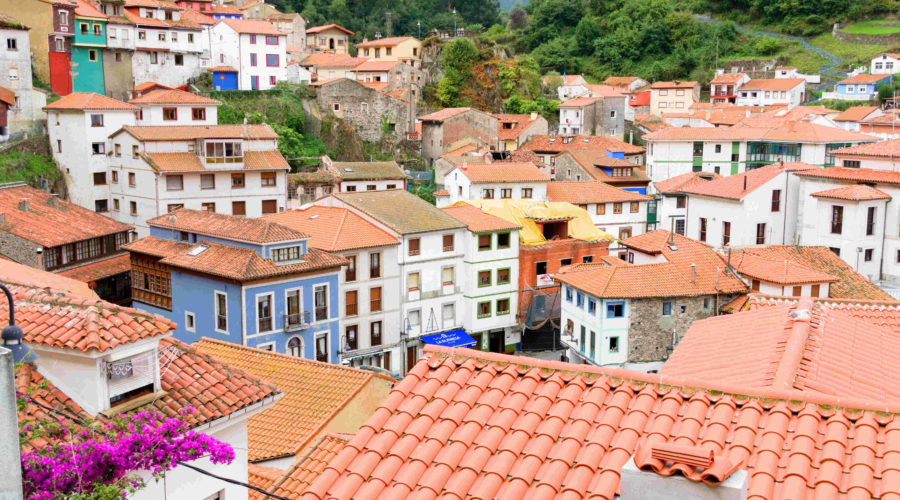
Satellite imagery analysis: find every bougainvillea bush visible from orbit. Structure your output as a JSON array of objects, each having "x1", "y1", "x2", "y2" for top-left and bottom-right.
[{"x1": 19, "y1": 407, "x2": 234, "y2": 500}]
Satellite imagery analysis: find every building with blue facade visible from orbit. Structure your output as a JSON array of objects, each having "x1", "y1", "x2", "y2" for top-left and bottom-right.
[
  {"x1": 833, "y1": 73, "x2": 892, "y2": 101},
  {"x1": 123, "y1": 208, "x2": 347, "y2": 361},
  {"x1": 210, "y1": 66, "x2": 239, "y2": 90}
]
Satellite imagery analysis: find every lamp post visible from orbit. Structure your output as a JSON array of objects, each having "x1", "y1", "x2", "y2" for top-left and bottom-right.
[
  {"x1": 400, "y1": 318, "x2": 411, "y2": 375},
  {"x1": 0, "y1": 282, "x2": 25, "y2": 500},
  {"x1": 452, "y1": 8, "x2": 457, "y2": 36},
  {"x1": 417, "y1": 20, "x2": 421, "y2": 40}
]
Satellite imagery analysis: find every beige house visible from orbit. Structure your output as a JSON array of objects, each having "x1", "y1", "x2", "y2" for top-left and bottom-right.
[
  {"x1": 356, "y1": 36, "x2": 422, "y2": 63},
  {"x1": 306, "y1": 24, "x2": 354, "y2": 54},
  {"x1": 649, "y1": 81, "x2": 700, "y2": 116},
  {"x1": 238, "y1": 1, "x2": 281, "y2": 19},
  {"x1": 266, "y1": 12, "x2": 306, "y2": 51}
]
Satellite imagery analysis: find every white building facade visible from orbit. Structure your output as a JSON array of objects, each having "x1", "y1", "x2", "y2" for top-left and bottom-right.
[
  {"x1": 210, "y1": 19, "x2": 286, "y2": 90},
  {"x1": 0, "y1": 19, "x2": 37, "y2": 136}
]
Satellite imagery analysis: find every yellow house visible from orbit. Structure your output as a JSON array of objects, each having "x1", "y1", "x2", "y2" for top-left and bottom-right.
[
  {"x1": 649, "y1": 81, "x2": 700, "y2": 116},
  {"x1": 305, "y1": 24, "x2": 354, "y2": 54},
  {"x1": 356, "y1": 36, "x2": 422, "y2": 62}
]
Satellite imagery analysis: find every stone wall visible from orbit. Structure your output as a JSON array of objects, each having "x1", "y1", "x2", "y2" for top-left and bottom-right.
[
  {"x1": 834, "y1": 25, "x2": 900, "y2": 45},
  {"x1": 103, "y1": 50, "x2": 134, "y2": 102},
  {"x1": 627, "y1": 294, "x2": 738, "y2": 362},
  {"x1": 1, "y1": 134, "x2": 50, "y2": 156},
  {"x1": 314, "y1": 78, "x2": 414, "y2": 143},
  {"x1": 0, "y1": 220, "x2": 41, "y2": 266}
]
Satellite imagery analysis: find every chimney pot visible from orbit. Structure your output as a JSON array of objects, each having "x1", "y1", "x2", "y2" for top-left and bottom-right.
[
  {"x1": 18, "y1": 198, "x2": 30, "y2": 212},
  {"x1": 743, "y1": 176, "x2": 747, "y2": 191},
  {"x1": 46, "y1": 194, "x2": 59, "y2": 207}
]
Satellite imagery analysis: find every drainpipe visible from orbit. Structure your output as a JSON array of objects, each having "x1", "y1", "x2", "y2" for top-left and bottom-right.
[
  {"x1": 781, "y1": 170, "x2": 789, "y2": 244},
  {"x1": 880, "y1": 198, "x2": 889, "y2": 282}
]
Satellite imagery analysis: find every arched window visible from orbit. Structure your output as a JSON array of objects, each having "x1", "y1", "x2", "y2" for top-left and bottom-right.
[{"x1": 287, "y1": 336, "x2": 303, "y2": 357}]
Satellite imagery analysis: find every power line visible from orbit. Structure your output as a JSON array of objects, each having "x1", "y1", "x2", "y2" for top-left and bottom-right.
[{"x1": 16, "y1": 392, "x2": 293, "y2": 500}]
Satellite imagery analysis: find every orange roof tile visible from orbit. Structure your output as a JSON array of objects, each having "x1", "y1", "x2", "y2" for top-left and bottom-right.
[
  {"x1": 681, "y1": 162, "x2": 816, "y2": 200},
  {"x1": 664, "y1": 298, "x2": 900, "y2": 401},
  {"x1": 840, "y1": 73, "x2": 890, "y2": 84},
  {"x1": 221, "y1": 18, "x2": 283, "y2": 35},
  {"x1": 248, "y1": 464, "x2": 284, "y2": 500},
  {"x1": 207, "y1": 65, "x2": 239, "y2": 72},
  {"x1": 418, "y1": 107, "x2": 479, "y2": 122},
  {"x1": 300, "y1": 344, "x2": 900, "y2": 500},
  {"x1": 194, "y1": 338, "x2": 388, "y2": 462},
  {"x1": 0, "y1": 259, "x2": 97, "y2": 299},
  {"x1": 73, "y1": 0, "x2": 106, "y2": 18},
  {"x1": 646, "y1": 121, "x2": 879, "y2": 143},
  {"x1": 305, "y1": 23, "x2": 353, "y2": 35},
  {"x1": 301, "y1": 53, "x2": 365, "y2": 68},
  {"x1": 603, "y1": 76, "x2": 640, "y2": 86},
  {"x1": 834, "y1": 106, "x2": 881, "y2": 122},
  {"x1": 134, "y1": 81, "x2": 173, "y2": 92},
  {"x1": 558, "y1": 95, "x2": 606, "y2": 108},
  {"x1": 721, "y1": 293, "x2": 750, "y2": 313},
  {"x1": 740, "y1": 78, "x2": 805, "y2": 90},
  {"x1": 811, "y1": 184, "x2": 891, "y2": 201},
  {"x1": 244, "y1": 150, "x2": 290, "y2": 169},
  {"x1": 0, "y1": 86, "x2": 15, "y2": 107},
  {"x1": 557, "y1": 150, "x2": 650, "y2": 184},
  {"x1": 584, "y1": 84, "x2": 625, "y2": 97},
  {"x1": 326, "y1": 160, "x2": 408, "y2": 181},
  {"x1": 793, "y1": 166, "x2": 900, "y2": 185},
  {"x1": 492, "y1": 113, "x2": 541, "y2": 141},
  {"x1": 6, "y1": 282, "x2": 174, "y2": 353},
  {"x1": 116, "y1": 123, "x2": 278, "y2": 141},
  {"x1": 729, "y1": 246, "x2": 896, "y2": 301},
  {"x1": 710, "y1": 72, "x2": 748, "y2": 84},
  {"x1": 142, "y1": 152, "x2": 204, "y2": 172},
  {"x1": 179, "y1": 8, "x2": 215, "y2": 25},
  {"x1": 268, "y1": 433, "x2": 351, "y2": 497},
  {"x1": 356, "y1": 36, "x2": 415, "y2": 47},
  {"x1": 147, "y1": 208, "x2": 307, "y2": 243},
  {"x1": 128, "y1": 89, "x2": 220, "y2": 105},
  {"x1": 207, "y1": 3, "x2": 242, "y2": 14},
  {"x1": 546, "y1": 181, "x2": 650, "y2": 204},
  {"x1": 832, "y1": 138, "x2": 900, "y2": 158},
  {"x1": 453, "y1": 162, "x2": 548, "y2": 183},
  {"x1": 43, "y1": 92, "x2": 138, "y2": 111},
  {"x1": 0, "y1": 184, "x2": 132, "y2": 247},
  {"x1": 520, "y1": 134, "x2": 644, "y2": 154},
  {"x1": 750, "y1": 294, "x2": 900, "y2": 331},
  {"x1": 260, "y1": 206, "x2": 398, "y2": 252},
  {"x1": 433, "y1": 189, "x2": 449, "y2": 196},
  {"x1": 650, "y1": 80, "x2": 697, "y2": 89},
  {"x1": 653, "y1": 171, "x2": 721, "y2": 194},
  {"x1": 57, "y1": 254, "x2": 131, "y2": 283},
  {"x1": 441, "y1": 203, "x2": 522, "y2": 232},
  {"x1": 352, "y1": 60, "x2": 400, "y2": 72},
  {"x1": 728, "y1": 251, "x2": 837, "y2": 285}
]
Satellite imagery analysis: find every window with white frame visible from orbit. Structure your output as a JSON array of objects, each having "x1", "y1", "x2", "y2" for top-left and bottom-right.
[
  {"x1": 257, "y1": 294, "x2": 273, "y2": 332},
  {"x1": 184, "y1": 311, "x2": 196, "y2": 332},
  {"x1": 214, "y1": 291, "x2": 227, "y2": 332},
  {"x1": 314, "y1": 284, "x2": 328, "y2": 321}
]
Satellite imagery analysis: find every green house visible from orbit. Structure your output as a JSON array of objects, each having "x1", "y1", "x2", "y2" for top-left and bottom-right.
[{"x1": 72, "y1": 10, "x2": 106, "y2": 94}]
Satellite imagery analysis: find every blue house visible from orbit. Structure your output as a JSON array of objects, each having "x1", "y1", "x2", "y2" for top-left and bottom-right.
[
  {"x1": 211, "y1": 67, "x2": 239, "y2": 90},
  {"x1": 123, "y1": 209, "x2": 346, "y2": 362},
  {"x1": 834, "y1": 73, "x2": 892, "y2": 101}
]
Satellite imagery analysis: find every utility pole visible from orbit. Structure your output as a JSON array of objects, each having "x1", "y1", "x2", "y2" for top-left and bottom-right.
[{"x1": 385, "y1": 12, "x2": 392, "y2": 38}]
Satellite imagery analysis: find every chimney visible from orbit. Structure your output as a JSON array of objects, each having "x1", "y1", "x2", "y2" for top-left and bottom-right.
[
  {"x1": 743, "y1": 175, "x2": 747, "y2": 191},
  {"x1": 18, "y1": 198, "x2": 30, "y2": 212},
  {"x1": 530, "y1": 111, "x2": 538, "y2": 121},
  {"x1": 0, "y1": 213, "x2": 5, "y2": 225},
  {"x1": 46, "y1": 194, "x2": 59, "y2": 208},
  {"x1": 691, "y1": 263, "x2": 696, "y2": 283},
  {"x1": 36, "y1": 247, "x2": 43, "y2": 270}
]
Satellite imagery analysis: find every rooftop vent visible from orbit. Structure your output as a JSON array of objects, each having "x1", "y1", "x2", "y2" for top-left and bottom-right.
[
  {"x1": 548, "y1": 137, "x2": 557, "y2": 143},
  {"x1": 789, "y1": 308, "x2": 810, "y2": 321},
  {"x1": 187, "y1": 244, "x2": 209, "y2": 257},
  {"x1": 17, "y1": 198, "x2": 30, "y2": 212},
  {"x1": 46, "y1": 194, "x2": 59, "y2": 208},
  {"x1": 344, "y1": 168, "x2": 353, "y2": 172},
  {"x1": 583, "y1": 138, "x2": 590, "y2": 143},
  {"x1": 309, "y1": 214, "x2": 320, "y2": 219}
]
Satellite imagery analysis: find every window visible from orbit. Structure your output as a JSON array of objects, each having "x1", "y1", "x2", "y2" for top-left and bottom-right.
[
  {"x1": 316, "y1": 332, "x2": 328, "y2": 362},
  {"x1": 200, "y1": 174, "x2": 215, "y2": 190},
  {"x1": 756, "y1": 223, "x2": 766, "y2": 245},
  {"x1": 370, "y1": 321, "x2": 382, "y2": 346},
  {"x1": 90, "y1": 114, "x2": 103, "y2": 127},
  {"x1": 496, "y1": 298, "x2": 510, "y2": 315},
  {"x1": 830, "y1": 247, "x2": 841, "y2": 257},
  {"x1": 407, "y1": 272, "x2": 420, "y2": 292},
  {"x1": 576, "y1": 292, "x2": 584, "y2": 308},
  {"x1": 443, "y1": 234, "x2": 454, "y2": 252},
  {"x1": 811, "y1": 284, "x2": 820, "y2": 297},
  {"x1": 231, "y1": 173, "x2": 245, "y2": 188},
  {"x1": 166, "y1": 175, "x2": 183, "y2": 191},
  {"x1": 266, "y1": 54, "x2": 279, "y2": 66},
  {"x1": 497, "y1": 232, "x2": 510, "y2": 249},
  {"x1": 662, "y1": 301, "x2": 672, "y2": 316},
  {"x1": 722, "y1": 221, "x2": 731, "y2": 246},
  {"x1": 561, "y1": 258, "x2": 572, "y2": 267},
  {"x1": 91, "y1": 142, "x2": 105, "y2": 155},
  {"x1": 609, "y1": 336, "x2": 619, "y2": 353},
  {"x1": 266, "y1": 35, "x2": 278, "y2": 45},
  {"x1": 408, "y1": 238, "x2": 420, "y2": 256},
  {"x1": 497, "y1": 268, "x2": 510, "y2": 285},
  {"x1": 138, "y1": 31, "x2": 146, "y2": 40},
  {"x1": 501, "y1": 188, "x2": 512, "y2": 199},
  {"x1": 844, "y1": 160, "x2": 861, "y2": 168},
  {"x1": 174, "y1": 54, "x2": 183, "y2": 66},
  {"x1": 111, "y1": 171, "x2": 118, "y2": 183},
  {"x1": 588, "y1": 299, "x2": 596, "y2": 314},
  {"x1": 831, "y1": 206, "x2": 843, "y2": 234},
  {"x1": 132, "y1": 145, "x2": 139, "y2": 158},
  {"x1": 674, "y1": 220, "x2": 685, "y2": 236},
  {"x1": 206, "y1": 141, "x2": 243, "y2": 163},
  {"x1": 613, "y1": 202, "x2": 622, "y2": 214},
  {"x1": 250, "y1": 53, "x2": 257, "y2": 66},
  {"x1": 261, "y1": 200, "x2": 277, "y2": 214},
  {"x1": 630, "y1": 202, "x2": 639, "y2": 213},
  {"x1": 865, "y1": 249, "x2": 874, "y2": 262},
  {"x1": 55, "y1": 37, "x2": 63, "y2": 51},
  {"x1": 478, "y1": 270, "x2": 491, "y2": 287},
  {"x1": 442, "y1": 266, "x2": 455, "y2": 285},
  {"x1": 93, "y1": 172, "x2": 106, "y2": 185},
  {"x1": 314, "y1": 285, "x2": 328, "y2": 321},
  {"x1": 771, "y1": 189, "x2": 781, "y2": 212},
  {"x1": 714, "y1": 144, "x2": 721, "y2": 153},
  {"x1": 703, "y1": 297, "x2": 711, "y2": 310},
  {"x1": 269, "y1": 76, "x2": 276, "y2": 86},
  {"x1": 478, "y1": 234, "x2": 491, "y2": 251},
  {"x1": 201, "y1": 202, "x2": 215, "y2": 212},
  {"x1": 442, "y1": 303, "x2": 455, "y2": 324},
  {"x1": 522, "y1": 188, "x2": 533, "y2": 199},
  {"x1": 80, "y1": 22, "x2": 88, "y2": 34},
  {"x1": 536, "y1": 261, "x2": 547, "y2": 276},
  {"x1": 94, "y1": 199, "x2": 108, "y2": 212},
  {"x1": 583, "y1": 255, "x2": 593, "y2": 263},
  {"x1": 114, "y1": 144, "x2": 121, "y2": 157},
  {"x1": 113, "y1": 198, "x2": 120, "y2": 212},
  {"x1": 167, "y1": 203, "x2": 183, "y2": 213},
  {"x1": 369, "y1": 252, "x2": 381, "y2": 278},
  {"x1": 128, "y1": 172, "x2": 136, "y2": 187},
  {"x1": 232, "y1": 201, "x2": 246, "y2": 216},
  {"x1": 606, "y1": 302, "x2": 624, "y2": 318},
  {"x1": 60, "y1": 11, "x2": 68, "y2": 25},
  {"x1": 188, "y1": 33, "x2": 194, "y2": 43},
  {"x1": 287, "y1": 336, "x2": 302, "y2": 356},
  {"x1": 163, "y1": 108, "x2": 177, "y2": 121},
  {"x1": 792, "y1": 285, "x2": 802, "y2": 296},
  {"x1": 346, "y1": 255, "x2": 356, "y2": 281},
  {"x1": 370, "y1": 287, "x2": 382, "y2": 312},
  {"x1": 676, "y1": 196, "x2": 686, "y2": 209},
  {"x1": 150, "y1": 52, "x2": 158, "y2": 64},
  {"x1": 867, "y1": 206, "x2": 876, "y2": 236},
  {"x1": 158, "y1": 33, "x2": 165, "y2": 41},
  {"x1": 699, "y1": 217, "x2": 707, "y2": 242},
  {"x1": 565, "y1": 286, "x2": 574, "y2": 303},
  {"x1": 482, "y1": 188, "x2": 495, "y2": 199},
  {"x1": 127, "y1": 200, "x2": 137, "y2": 216},
  {"x1": 477, "y1": 301, "x2": 491, "y2": 318},
  {"x1": 596, "y1": 203, "x2": 606, "y2": 215},
  {"x1": 192, "y1": 108, "x2": 206, "y2": 121},
  {"x1": 184, "y1": 311, "x2": 196, "y2": 332},
  {"x1": 332, "y1": 102, "x2": 340, "y2": 112},
  {"x1": 345, "y1": 290, "x2": 358, "y2": 316}
]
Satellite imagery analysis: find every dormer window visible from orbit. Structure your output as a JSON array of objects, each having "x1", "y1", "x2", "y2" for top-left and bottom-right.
[
  {"x1": 205, "y1": 140, "x2": 242, "y2": 163},
  {"x1": 106, "y1": 350, "x2": 158, "y2": 408},
  {"x1": 611, "y1": 167, "x2": 633, "y2": 177},
  {"x1": 272, "y1": 245, "x2": 302, "y2": 263}
]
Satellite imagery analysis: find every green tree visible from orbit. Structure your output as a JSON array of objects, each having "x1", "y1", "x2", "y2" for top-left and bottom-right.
[{"x1": 574, "y1": 17, "x2": 602, "y2": 56}]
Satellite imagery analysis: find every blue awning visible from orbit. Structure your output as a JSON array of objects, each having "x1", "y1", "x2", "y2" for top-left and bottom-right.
[{"x1": 421, "y1": 329, "x2": 477, "y2": 348}]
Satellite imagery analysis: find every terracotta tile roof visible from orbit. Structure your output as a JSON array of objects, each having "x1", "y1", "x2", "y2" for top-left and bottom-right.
[
  {"x1": 729, "y1": 246, "x2": 896, "y2": 301},
  {"x1": 603, "y1": 76, "x2": 640, "y2": 86},
  {"x1": 147, "y1": 208, "x2": 308, "y2": 243},
  {"x1": 557, "y1": 150, "x2": 650, "y2": 184},
  {"x1": 644, "y1": 122, "x2": 878, "y2": 143},
  {"x1": 520, "y1": 135, "x2": 644, "y2": 154},
  {"x1": 73, "y1": 0, "x2": 107, "y2": 18},
  {"x1": 194, "y1": 338, "x2": 386, "y2": 462},
  {"x1": 433, "y1": 189, "x2": 449, "y2": 196},
  {"x1": 0, "y1": 184, "x2": 132, "y2": 247},
  {"x1": 833, "y1": 106, "x2": 880, "y2": 122},
  {"x1": 305, "y1": 23, "x2": 353, "y2": 35},
  {"x1": 0, "y1": 259, "x2": 97, "y2": 299},
  {"x1": 221, "y1": 19, "x2": 283, "y2": 35},
  {"x1": 710, "y1": 72, "x2": 747, "y2": 84},
  {"x1": 664, "y1": 298, "x2": 900, "y2": 401},
  {"x1": 750, "y1": 294, "x2": 900, "y2": 331},
  {"x1": 653, "y1": 171, "x2": 721, "y2": 194},
  {"x1": 208, "y1": 3, "x2": 242, "y2": 14},
  {"x1": 441, "y1": 203, "x2": 522, "y2": 232},
  {"x1": 453, "y1": 162, "x2": 549, "y2": 183},
  {"x1": 236, "y1": 0, "x2": 260, "y2": 9},
  {"x1": 793, "y1": 166, "x2": 900, "y2": 185},
  {"x1": 142, "y1": 152, "x2": 204, "y2": 172},
  {"x1": 463, "y1": 199, "x2": 613, "y2": 245},
  {"x1": 332, "y1": 190, "x2": 466, "y2": 234},
  {"x1": 117, "y1": 123, "x2": 278, "y2": 141},
  {"x1": 840, "y1": 73, "x2": 890, "y2": 84},
  {"x1": 301, "y1": 53, "x2": 365, "y2": 68},
  {"x1": 207, "y1": 65, "x2": 238, "y2": 72},
  {"x1": 179, "y1": 8, "x2": 215, "y2": 25},
  {"x1": 356, "y1": 36, "x2": 414, "y2": 47},
  {"x1": 443, "y1": 143, "x2": 487, "y2": 156},
  {"x1": 650, "y1": 80, "x2": 697, "y2": 89},
  {"x1": 248, "y1": 464, "x2": 284, "y2": 500},
  {"x1": 721, "y1": 293, "x2": 750, "y2": 313},
  {"x1": 832, "y1": 138, "x2": 900, "y2": 158},
  {"x1": 128, "y1": 89, "x2": 221, "y2": 105},
  {"x1": 418, "y1": 107, "x2": 477, "y2": 122},
  {"x1": 728, "y1": 251, "x2": 837, "y2": 285},
  {"x1": 619, "y1": 229, "x2": 678, "y2": 255},
  {"x1": 328, "y1": 160, "x2": 407, "y2": 181},
  {"x1": 811, "y1": 184, "x2": 891, "y2": 201},
  {"x1": 260, "y1": 206, "x2": 398, "y2": 252},
  {"x1": 43, "y1": 92, "x2": 138, "y2": 111},
  {"x1": 546, "y1": 181, "x2": 650, "y2": 204},
  {"x1": 57, "y1": 254, "x2": 131, "y2": 283},
  {"x1": 300, "y1": 344, "x2": 900, "y2": 500},
  {"x1": 352, "y1": 59, "x2": 401, "y2": 72},
  {"x1": 0, "y1": 86, "x2": 14, "y2": 107},
  {"x1": 681, "y1": 162, "x2": 816, "y2": 200},
  {"x1": 0, "y1": 12, "x2": 28, "y2": 29},
  {"x1": 308, "y1": 77, "x2": 343, "y2": 86},
  {"x1": 244, "y1": 150, "x2": 290, "y2": 169},
  {"x1": 268, "y1": 433, "x2": 351, "y2": 497},
  {"x1": 740, "y1": 78, "x2": 805, "y2": 90},
  {"x1": 559, "y1": 96, "x2": 605, "y2": 108},
  {"x1": 492, "y1": 113, "x2": 541, "y2": 141},
  {"x1": 5, "y1": 283, "x2": 175, "y2": 353}
]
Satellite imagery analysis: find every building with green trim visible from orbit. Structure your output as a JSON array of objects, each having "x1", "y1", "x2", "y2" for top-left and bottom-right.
[{"x1": 71, "y1": 1, "x2": 107, "y2": 94}]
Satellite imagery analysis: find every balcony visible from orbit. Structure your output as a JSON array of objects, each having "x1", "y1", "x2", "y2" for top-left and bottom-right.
[{"x1": 284, "y1": 311, "x2": 312, "y2": 332}]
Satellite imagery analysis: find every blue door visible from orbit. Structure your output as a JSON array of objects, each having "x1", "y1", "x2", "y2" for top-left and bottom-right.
[
  {"x1": 251, "y1": 75, "x2": 259, "y2": 90},
  {"x1": 214, "y1": 71, "x2": 237, "y2": 91}
]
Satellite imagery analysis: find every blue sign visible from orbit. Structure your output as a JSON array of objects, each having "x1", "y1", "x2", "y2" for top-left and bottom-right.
[{"x1": 421, "y1": 329, "x2": 477, "y2": 348}]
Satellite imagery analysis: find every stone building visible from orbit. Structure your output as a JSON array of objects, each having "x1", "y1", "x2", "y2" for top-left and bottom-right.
[
  {"x1": 419, "y1": 107, "x2": 498, "y2": 165},
  {"x1": 266, "y1": 12, "x2": 306, "y2": 52},
  {"x1": 311, "y1": 77, "x2": 415, "y2": 142}
]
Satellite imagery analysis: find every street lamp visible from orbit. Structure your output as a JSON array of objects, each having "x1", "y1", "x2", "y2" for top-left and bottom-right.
[
  {"x1": 452, "y1": 8, "x2": 457, "y2": 36},
  {"x1": 0, "y1": 282, "x2": 32, "y2": 363},
  {"x1": 400, "y1": 318, "x2": 412, "y2": 374},
  {"x1": 417, "y1": 20, "x2": 421, "y2": 39}
]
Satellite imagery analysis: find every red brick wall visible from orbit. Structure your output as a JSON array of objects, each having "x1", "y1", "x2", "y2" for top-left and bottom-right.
[{"x1": 517, "y1": 239, "x2": 610, "y2": 318}]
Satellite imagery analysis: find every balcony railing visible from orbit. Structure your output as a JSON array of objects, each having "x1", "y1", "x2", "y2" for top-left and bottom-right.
[{"x1": 284, "y1": 311, "x2": 311, "y2": 332}]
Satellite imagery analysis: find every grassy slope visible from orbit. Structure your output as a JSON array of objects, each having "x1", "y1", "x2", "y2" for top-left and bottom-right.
[{"x1": 843, "y1": 20, "x2": 900, "y2": 35}]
